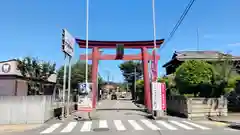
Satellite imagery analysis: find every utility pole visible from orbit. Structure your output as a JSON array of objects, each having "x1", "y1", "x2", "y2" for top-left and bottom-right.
[
  {"x1": 197, "y1": 28, "x2": 199, "y2": 51},
  {"x1": 134, "y1": 67, "x2": 136, "y2": 101}
]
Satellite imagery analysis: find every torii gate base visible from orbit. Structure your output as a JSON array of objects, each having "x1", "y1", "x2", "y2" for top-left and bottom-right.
[{"x1": 77, "y1": 39, "x2": 164, "y2": 112}]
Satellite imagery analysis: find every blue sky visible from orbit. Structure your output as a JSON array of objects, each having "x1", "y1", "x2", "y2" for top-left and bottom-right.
[{"x1": 0, "y1": 0, "x2": 240, "y2": 82}]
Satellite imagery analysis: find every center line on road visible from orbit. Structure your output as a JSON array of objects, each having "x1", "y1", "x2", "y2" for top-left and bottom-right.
[
  {"x1": 114, "y1": 120, "x2": 126, "y2": 131},
  {"x1": 80, "y1": 121, "x2": 92, "y2": 132}
]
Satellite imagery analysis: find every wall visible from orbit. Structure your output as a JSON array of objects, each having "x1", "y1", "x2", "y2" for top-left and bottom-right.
[
  {"x1": 0, "y1": 80, "x2": 15, "y2": 96},
  {"x1": 167, "y1": 95, "x2": 228, "y2": 119},
  {"x1": 0, "y1": 96, "x2": 54, "y2": 124}
]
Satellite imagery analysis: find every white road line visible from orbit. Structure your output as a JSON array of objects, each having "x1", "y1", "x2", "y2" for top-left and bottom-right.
[
  {"x1": 169, "y1": 120, "x2": 194, "y2": 130},
  {"x1": 114, "y1": 120, "x2": 126, "y2": 131},
  {"x1": 141, "y1": 119, "x2": 160, "y2": 130},
  {"x1": 60, "y1": 122, "x2": 77, "y2": 133},
  {"x1": 128, "y1": 120, "x2": 144, "y2": 130},
  {"x1": 80, "y1": 121, "x2": 92, "y2": 132},
  {"x1": 99, "y1": 120, "x2": 108, "y2": 128},
  {"x1": 156, "y1": 120, "x2": 178, "y2": 130},
  {"x1": 182, "y1": 121, "x2": 211, "y2": 130},
  {"x1": 40, "y1": 123, "x2": 62, "y2": 134}
]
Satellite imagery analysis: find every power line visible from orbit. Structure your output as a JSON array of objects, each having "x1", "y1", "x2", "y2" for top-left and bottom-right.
[{"x1": 160, "y1": 0, "x2": 196, "y2": 51}]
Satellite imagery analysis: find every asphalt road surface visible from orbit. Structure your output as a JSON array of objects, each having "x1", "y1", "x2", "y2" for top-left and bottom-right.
[{"x1": 10, "y1": 98, "x2": 240, "y2": 135}]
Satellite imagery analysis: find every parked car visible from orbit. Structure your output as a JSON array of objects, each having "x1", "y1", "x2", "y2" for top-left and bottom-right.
[{"x1": 111, "y1": 92, "x2": 117, "y2": 100}]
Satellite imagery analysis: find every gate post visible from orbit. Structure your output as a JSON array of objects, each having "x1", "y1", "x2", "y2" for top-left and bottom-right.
[
  {"x1": 91, "y1": 47, "x2": 99, "y2": 108},
  {"x1": 142, "y1": 47, "x2": 152, "y2": 112}
]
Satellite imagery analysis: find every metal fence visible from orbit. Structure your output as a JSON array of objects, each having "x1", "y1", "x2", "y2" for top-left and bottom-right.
[{"x1": 0, "y1": 96, "x2": 54, "y2": 124}]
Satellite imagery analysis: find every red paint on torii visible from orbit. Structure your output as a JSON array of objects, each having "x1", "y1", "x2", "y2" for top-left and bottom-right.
[
  {"x1": 76, "y1": 38, "x2": 164, "y2": 111},
  {"x1": 80, "y1": 54, "x2": 160, "y2": 60}
]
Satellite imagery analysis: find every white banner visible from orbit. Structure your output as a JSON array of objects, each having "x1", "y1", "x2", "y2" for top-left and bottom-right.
[
  {"x1": 151, "y1": 82, "x2": 162, "y2": 110},
  {"x1": 62, "y1": 29, "x2": 75, "y2": 57}
]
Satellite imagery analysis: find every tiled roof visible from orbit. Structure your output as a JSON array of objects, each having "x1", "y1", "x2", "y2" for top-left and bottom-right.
[{"x1": 163, "y1": 51, "x2": 240, "y2": 67}]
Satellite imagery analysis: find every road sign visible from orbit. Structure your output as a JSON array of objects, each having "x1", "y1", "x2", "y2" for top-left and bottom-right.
[
  {"x1": 78, "y1": 83, "x2": 93, "y2": 112},
  {"x1": 151, "y1": 82, "x2": 167, "y2": 111},
  {"x1": 151, "y1": 82, "x2": 161, "y2": 110},
  {"x1": 62, "y1": 29, "x2": 75, "y2": 57},
  {"x1": 161, "y1": 83, "x2": 166, "y2": 110}
]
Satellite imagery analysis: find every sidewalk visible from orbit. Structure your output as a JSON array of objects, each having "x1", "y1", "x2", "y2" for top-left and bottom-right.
[
  {"x1": 209, "y1": 113, "x2": 240, "y2": 129},
  {"x1": 0, "y1": 124, "x2": 42, "y2": 134}
]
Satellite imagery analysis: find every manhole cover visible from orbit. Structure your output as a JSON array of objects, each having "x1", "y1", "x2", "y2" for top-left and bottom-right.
[{"x1": 93, "y1": 128, "x2": 110, "y2": 132}]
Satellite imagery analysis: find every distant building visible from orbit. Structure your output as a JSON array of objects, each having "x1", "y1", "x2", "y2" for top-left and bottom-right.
[
  {"x1": 163, "y1": 51, "x2": 240, "y2": 75},
  {"x1": 0, "y1": 59, "x2": 57, "y2": 96}
]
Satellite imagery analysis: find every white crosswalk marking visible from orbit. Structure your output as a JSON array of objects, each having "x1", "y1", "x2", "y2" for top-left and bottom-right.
[
  {"x1": 40, "y1": 123, "x2": 62, "y2": 134},
  {"x1": 169, "y1": 120, "x2": 194, "y2": 130},
  {"x1": 80, "y1": 121, "x2": 92, "y2": 132},
  {"x1": 114, "y1": 120, "x2": 126, "y2": 131},
  {"x1": 182, "y1": 121, "x2": 211, "y2": 130},
  {"x1": 61, "y1": 122, "x2": 77, "y2": 133},
  {"x1": 156, "y1": 120, "x2": 178, "y2": 130},
  {"x1": 99, "y1": 120, "x2": 108, "y2": 128},
  {"x1": 141, "y1": 119, "x2": 160, "y2": 130},
  {"x1": 39, "y1": 119, "x2": 212, "y2": 133},
  {"x1": 128, "y1": 120, "x2": 144, "y2": 130}
]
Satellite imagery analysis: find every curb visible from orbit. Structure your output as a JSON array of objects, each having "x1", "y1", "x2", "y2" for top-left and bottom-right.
[{"x1": 0, "y1": 124, "x2": 42, "y2": 133}]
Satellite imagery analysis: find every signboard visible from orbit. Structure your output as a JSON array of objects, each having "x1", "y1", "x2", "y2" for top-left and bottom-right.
[
  {"x1": 151, "y1": 82, "x2": 161, "y2": 110},
  {"x1": 161, "y1": 83, "x2": 166, "y2": 110},
  {"x1": 62, "y1": 29, "x2": 75, "y2": 57},
  {"x1": 77, "y1": 83, "x2": 93, "y2": 112},
  {"x1": 151, "y1": 82, "x2": 166, "y2": 111},
  {"x1": 2, "y1": 63, "x2": 11, "y2": 73}
]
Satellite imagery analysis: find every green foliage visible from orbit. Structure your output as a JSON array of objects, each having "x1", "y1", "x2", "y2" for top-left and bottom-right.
[
  {"x1": 211, "y1": 54, "x2": 240, "y2": 96},
  {"x1": 158, "y1": 74, "x2": 178, "y2": 96},
  {"x1": 136, "y1": 80, "x2": 144, "y2": 103},
  {"x1": 119, "y1": 61, "x2": 143, "y2": 82},
  {"x1": 119, "y1": 61, "x2": 143, "y2": 99},
  {"x1": 57, "y1": 60, "x2": 92, "y2": 89},
  {"x1": 17, "y1": 56, "x2": 56, "y2": 95},
  {"x1": 175, "y1": 60, "x2": 214, "y2": 96}
]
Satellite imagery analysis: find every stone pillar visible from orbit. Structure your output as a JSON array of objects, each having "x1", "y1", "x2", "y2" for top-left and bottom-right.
[
  {"x1": 91, "y1": 47, "x2": 99, "y2": 108},
  {"x1": 142, "y1": 47, "x2": 152, "y2": 111}
]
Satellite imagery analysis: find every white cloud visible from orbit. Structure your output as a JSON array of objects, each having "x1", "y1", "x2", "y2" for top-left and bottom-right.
[{"x1": 228, "y1": 42, "x2": 240, "y2": 47}]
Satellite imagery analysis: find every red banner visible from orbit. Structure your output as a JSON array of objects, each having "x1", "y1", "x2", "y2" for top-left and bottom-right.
[{"x1": 161, "y1": 83, "x2": 166, "y2": 110}]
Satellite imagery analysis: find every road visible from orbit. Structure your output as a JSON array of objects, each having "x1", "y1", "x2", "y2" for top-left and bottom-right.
[{"x1": 10, "y1": 98, "x2": 240, "y2": 135}]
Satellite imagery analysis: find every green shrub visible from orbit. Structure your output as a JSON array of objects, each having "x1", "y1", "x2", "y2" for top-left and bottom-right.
[{"x1": 175, "y1": 60, "x2": 214, "y2": 97}]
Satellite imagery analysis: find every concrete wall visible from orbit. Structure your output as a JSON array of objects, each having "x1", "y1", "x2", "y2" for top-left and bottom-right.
[
  {"x1": 167, "y1": 95, "x2": 228, "y2": 119},
  {"x1": 0, "y1": 80, "x2": 16, "y2": 96},
  {"x1": 0, "y1": 96, "x2": 54, "y2": 124}
]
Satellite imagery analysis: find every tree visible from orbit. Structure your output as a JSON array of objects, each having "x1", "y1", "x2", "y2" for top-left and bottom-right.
[
  {"x1": 17, "y1": 56, "x2": 56, "y2": 95},
  {"x1": 175, "y1": 60, "x2": 214, "y2": 97},
  {"x1": 119, "y1": 61, "x2": 143, "y2": 99},
  {"x1": 57, "y1": 60, "x2": 92, "y2": 90},
  {"x1": 211, "y1": 54, "x2": 240, "y2": 96},
  {"x1": 57, "y1": 60, "x2": 104, "y2": 90}
]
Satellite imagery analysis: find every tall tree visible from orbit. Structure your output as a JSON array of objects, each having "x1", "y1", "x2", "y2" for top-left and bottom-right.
[
  {"x1": 119, "y1": 61, "x2": 143, "y2": 99},
  {"x1": 17, "y1": 56, "x2": 56, "y2": 95},
  {"x1": 57, "y1": 60, "x2": 104, "y2": 90}
]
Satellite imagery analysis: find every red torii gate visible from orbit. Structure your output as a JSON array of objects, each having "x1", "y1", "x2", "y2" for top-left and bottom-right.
[{"x1": 76, "y1": 39, "x2": 164, "y2": 111}]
